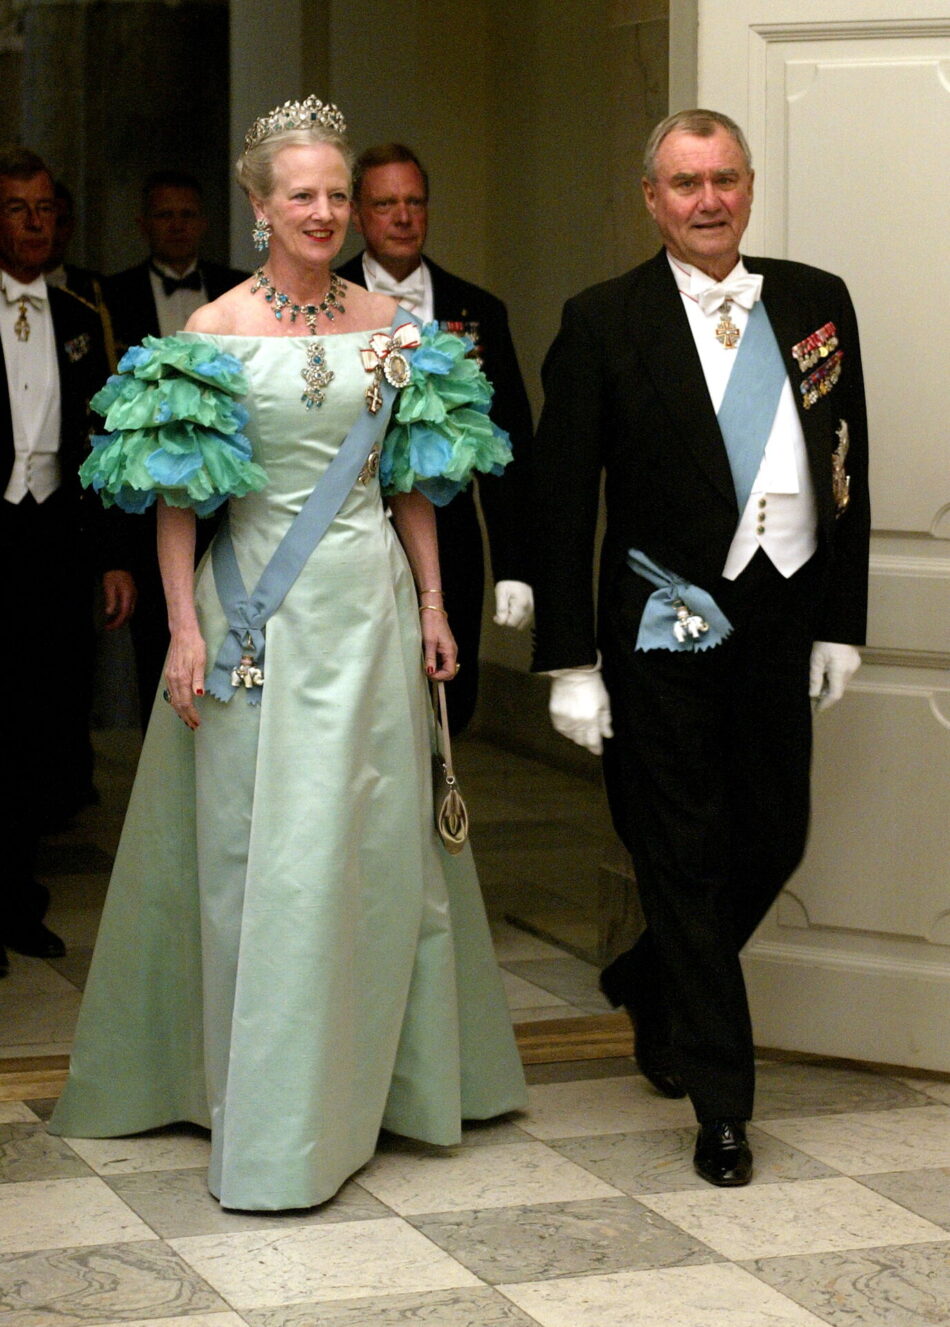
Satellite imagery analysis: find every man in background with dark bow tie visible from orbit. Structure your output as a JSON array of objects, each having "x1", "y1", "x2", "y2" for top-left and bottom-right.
[
  {"x1": 0, "y1": 147, "x2": 135, "y2": 976},
  {"x1": 336, "y1": 143, "x2": 534, "y2": 733},
  {"x1": 104, "y1": 170, "x2": 246, "y2": 351},
  {"x1": 104, "y1": 171, "x2": 246, "y2": 725},
  {"x1": 529, "y1": 110, "x2": 870, "y2": 1186}
]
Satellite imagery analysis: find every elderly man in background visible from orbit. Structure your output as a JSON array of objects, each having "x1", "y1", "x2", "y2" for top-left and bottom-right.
[
  {"x1": 0, "y1": 148, "x2": 135, "y2": 976},
  {"x1": 336, "y1": 143, "x2": 534, "y2": 733},
  {"x1": 529, "y1": 110, "x2": 870, "y2": 1185}
]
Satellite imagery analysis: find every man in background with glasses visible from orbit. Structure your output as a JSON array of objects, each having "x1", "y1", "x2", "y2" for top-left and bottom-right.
[{"x1": 0, "y1": 148, "x2": 135, "y2": 976}]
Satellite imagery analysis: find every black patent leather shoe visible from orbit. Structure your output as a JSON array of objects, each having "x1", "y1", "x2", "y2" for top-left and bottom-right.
[
  {"x1": 4, "y1": 921, "x2": 66, "y2": 960},
  {"x1": 694, "y1": 1119, "x2": 753, "y2": 1186},
  {"x1": 600, "y1": 958, "x2": 686, "y2": 1099}
]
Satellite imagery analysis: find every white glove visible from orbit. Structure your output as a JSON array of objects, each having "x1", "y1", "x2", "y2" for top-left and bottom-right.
[
  {"x1": 809, "y1": 641, "x2": 862, "y2": 712},
  {"x1": 548, "y1": 659, "x2": 613, "y2": 755},
  {"x1": 493, "y1": 580, "x2": 534, "y2": 629}
]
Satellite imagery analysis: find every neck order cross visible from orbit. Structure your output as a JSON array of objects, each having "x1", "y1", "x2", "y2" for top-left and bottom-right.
[
  {"x1": 14, "y1": 297, "x2": 31, "y2": 341},
  {"x1": 251, "y1": 268, "x2": 346, "y2": 334},
  {"x1": 715, "y1": 299, "x2": 741, "y2": 349}
]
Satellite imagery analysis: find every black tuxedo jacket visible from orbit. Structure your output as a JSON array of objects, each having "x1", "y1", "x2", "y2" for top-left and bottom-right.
[
  {"x1": 336, "y1": 252, "x2": 533, "y2": 581},
  {"x1": 0, "y1": 284, "x2": 130, "y2": 572},
  {"x1": 48, "y1": 264, "x2": 106, "y2": 308},
  {"x1": 531, "y1": 248, "x2": 871, "y2": 672},
  {"x1": 103, "y1": 259, "x2": 248, "y2": 353}
]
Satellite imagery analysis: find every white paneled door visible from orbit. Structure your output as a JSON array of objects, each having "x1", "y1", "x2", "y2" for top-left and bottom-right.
[{"x1": 677, "y1": 1, "x2": 950, "y2": 1069}]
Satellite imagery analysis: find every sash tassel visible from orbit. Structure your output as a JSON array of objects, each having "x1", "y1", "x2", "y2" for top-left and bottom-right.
[{"x1": 627, "y1": 549, "x2": 732, "y2": 653}]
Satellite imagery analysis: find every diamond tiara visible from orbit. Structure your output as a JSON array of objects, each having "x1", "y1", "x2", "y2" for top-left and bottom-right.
[{"x1": 243, "y1": 96, "x2": 347, "y2": 152}]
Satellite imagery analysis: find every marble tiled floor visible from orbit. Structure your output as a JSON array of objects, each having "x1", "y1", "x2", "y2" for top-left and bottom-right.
[{"x1": 2, "y1": 731, "x2": 949, "y2": 1326}]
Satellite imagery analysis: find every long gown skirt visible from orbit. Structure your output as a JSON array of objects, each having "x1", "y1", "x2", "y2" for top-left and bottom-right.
[{"x1": 49, "y1": 333, "x2": 527, "y2": 1210}]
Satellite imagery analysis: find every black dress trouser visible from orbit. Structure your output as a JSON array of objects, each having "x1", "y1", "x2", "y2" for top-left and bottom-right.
[
  {"x1": 3, "y1": 491, "x2": 94, "y2": 931},
  {"x1": 602, "y1": 550, "x2": 822, "y2": 1121}
]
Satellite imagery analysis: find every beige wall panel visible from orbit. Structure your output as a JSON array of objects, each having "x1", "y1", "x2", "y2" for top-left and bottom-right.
[
  {"x1": 743, "y1": 948, "x2": 950, "y2": 1069},
  {"x1": 867, "y1": 541, "x2": 950, "y2": 654},
  {"x1": 746, "y1": 677, "x2": 950, "y2": 1070},
  {"x1": 778, "y1": 677, "x2": 950, "y2": 940},
  {"x1": 764, "y1": 39, "x2": 950, "y2": 535}
]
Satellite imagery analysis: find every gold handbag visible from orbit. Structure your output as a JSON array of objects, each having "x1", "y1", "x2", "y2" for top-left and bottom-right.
[{"x1": 431, "y1": 680, "x2": 469, "y2": 854}]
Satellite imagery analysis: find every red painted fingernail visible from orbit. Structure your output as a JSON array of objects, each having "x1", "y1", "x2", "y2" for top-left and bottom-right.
[{"x1": 196, "y1": 689, "x2": 204, "y2": 696}]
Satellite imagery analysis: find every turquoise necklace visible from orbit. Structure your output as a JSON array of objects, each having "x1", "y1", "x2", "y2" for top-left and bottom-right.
[{"x1": 251, "y1": 267, "x2": 346, "y2": 335}]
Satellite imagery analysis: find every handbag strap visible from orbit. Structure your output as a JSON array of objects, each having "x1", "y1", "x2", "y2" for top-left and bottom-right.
[
  {"x1": 716, "y1": 300, "x2": 787, "y2": 516},
  {"x1": 432, "y1": 680, "x2": 456, "y2": 779}
]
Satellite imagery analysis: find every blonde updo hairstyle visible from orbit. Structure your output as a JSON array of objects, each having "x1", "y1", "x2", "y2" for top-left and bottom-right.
[{"x1": 236, "y1": 123, "x2": 355, "y2": 204}]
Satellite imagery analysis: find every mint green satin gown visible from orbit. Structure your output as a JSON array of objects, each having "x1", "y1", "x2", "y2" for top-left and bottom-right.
[{"x1": 50, "y1": 332, "x2": 527, "y2": 1211}]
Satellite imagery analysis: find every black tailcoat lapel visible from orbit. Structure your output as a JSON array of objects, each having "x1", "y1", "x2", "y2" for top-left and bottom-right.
[
  {"x1": 626, "y1": 251, "x2": 737, "y2": 513},
  {"x1": 0, "y1": 334, "x2": 12, "y2": 491}
]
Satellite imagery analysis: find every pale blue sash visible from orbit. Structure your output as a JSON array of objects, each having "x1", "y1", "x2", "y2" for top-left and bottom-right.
[
  {"x1": 627, "y1": 549, "x2": 733, "y2": 653},
  {"x1": 207, "y1": 317, "x2": 404, "y2": 703},
  {"x1": 628, "y1": 299, "x2": 787, "y2": 651},
  {"x1": 716, "y1": 299, "x2": 787, "y2": 516}
]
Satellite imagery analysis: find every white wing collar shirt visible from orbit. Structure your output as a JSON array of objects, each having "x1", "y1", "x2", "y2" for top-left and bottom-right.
[
  {"x1": 360, "y1": 253, "x2": 433, "y2": 322},
  {"x1": 148, "y1": 260, "x2": 207, "y2": 337},
  {"x1": 668, "y1": 253, "x2": 818, "y2": 580},
  {"x1": 0, "y1": 268, "x2": 62, "y2": 504}
]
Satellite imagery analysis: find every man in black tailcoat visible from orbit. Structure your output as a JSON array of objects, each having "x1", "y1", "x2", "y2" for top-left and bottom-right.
[
  {"x1": 44, "y1": 181, "x2": 115, "y2": 365},
  {"x1": 0, "y1": 148, "x2": 135, "y2": 974},
  {"x1": 529, "y1": 110, "x2": 870, "y2": 1185},
  {"x1": 104, "y1": 170, "x2": 246, "y2": 353},
  {"x1": 104, "y1": 171, "x2": 246, "y2": 725},
  {"x1": 336, "y1": 144, "x2": 534, "y2": 733}
]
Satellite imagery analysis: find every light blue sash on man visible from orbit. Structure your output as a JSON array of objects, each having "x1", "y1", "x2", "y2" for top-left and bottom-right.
[
  {"x1": 206, "y1": 315, "x2": 407, "y2": 703},
  {"x1": 716, "y1": 298, "x2": 788, "y2": 517},
  {"x1": 628, "y1": 298, "x2": 788, "y2": 651}
]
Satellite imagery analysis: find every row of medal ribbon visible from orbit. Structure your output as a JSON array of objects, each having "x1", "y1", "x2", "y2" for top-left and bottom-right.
[
  {"x1": 791, "y1": 320, "x2": 837, "y2": 372},
  {"x1": 800, "y1": 348, "x2": 842, "y2": 410}
]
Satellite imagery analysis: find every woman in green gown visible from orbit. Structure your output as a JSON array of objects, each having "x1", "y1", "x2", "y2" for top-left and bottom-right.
[{"x1": 49, "y1": 98, "x2": 527, "y2": 1211}]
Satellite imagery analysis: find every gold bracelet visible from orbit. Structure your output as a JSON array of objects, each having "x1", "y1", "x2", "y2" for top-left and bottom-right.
[
  {"x1": 419, "y1": 604, "x2": 448, "y2": 615},
  {"x1": 418, "y1": 587, "x2": 443, "y2": 596}
]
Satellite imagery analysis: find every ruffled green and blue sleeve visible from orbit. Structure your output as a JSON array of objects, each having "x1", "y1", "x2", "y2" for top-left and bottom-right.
[
  {"x1": 380, "y1": 323, "x2": 513, "y2": 505},
  {"x1": 79, "y1": 335, "x2": 268, "y2": 516}
]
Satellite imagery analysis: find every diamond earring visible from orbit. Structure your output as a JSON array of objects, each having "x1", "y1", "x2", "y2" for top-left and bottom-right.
[{"x1": 252, "y1": 216, "x2": 272, "y2": 251}]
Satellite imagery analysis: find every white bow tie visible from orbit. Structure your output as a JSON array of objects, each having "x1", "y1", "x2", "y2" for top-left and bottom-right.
[
  {"x1": 369, "y1": 266, "x2": 425, "y2": 312},
  {"x1": 696, "y1": 272, "x2": 763, "y2": 315},
  {"x1": 2, "y1": 277, "x2": 46, "y2": 308}
]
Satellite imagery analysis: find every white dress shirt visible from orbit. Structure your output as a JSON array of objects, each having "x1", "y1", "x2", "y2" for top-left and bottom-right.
[
  {"x1": 360, "y1": 254, "x2": 434, "y2": 323},
  {"x1": 668, "y1": 254, "x2": 817, "y2": 580},
  {"x1": 148, "y1": 260, "x2": 207, "y2": 337},
  {"x1": 0, "y1": 269, "x2": 62, "y2": 504}
]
